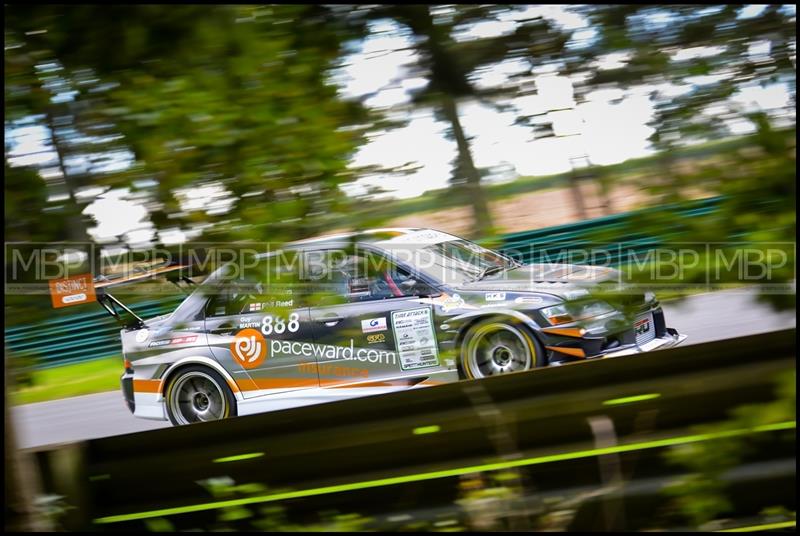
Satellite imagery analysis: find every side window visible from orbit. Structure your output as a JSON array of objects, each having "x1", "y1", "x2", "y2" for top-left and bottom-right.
[
  {"x1": 305, "y1": 249, "x2": 434, "y2": 304},
  {"x1": 205, "y1": 279, "x2": 264, "y2": 318},
  {"x1": 204, "y1": 253, "x2": 302, "y2": 317}
]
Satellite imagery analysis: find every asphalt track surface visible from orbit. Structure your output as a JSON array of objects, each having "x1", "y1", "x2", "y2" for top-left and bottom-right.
[{"x1": 12, "y1": 288, "x2": 796, "y2": 450}]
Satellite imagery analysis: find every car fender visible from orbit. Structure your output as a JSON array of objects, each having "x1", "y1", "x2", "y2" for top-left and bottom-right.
[
  {"x1": 448, "y1": 307, "x2": 544, "y2": 348},
  {"x1": 160, "y1": 355, "x2": 245, "y2": 402}
]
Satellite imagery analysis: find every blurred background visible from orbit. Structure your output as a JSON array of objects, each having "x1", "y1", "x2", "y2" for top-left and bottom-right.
[{"x1": 4, "y1": 4, "x2": 796, "y2": 532}]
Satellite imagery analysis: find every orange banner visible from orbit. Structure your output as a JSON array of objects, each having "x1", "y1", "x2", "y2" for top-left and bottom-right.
[{"x1": 49, "y1": 273, "x2": 97, "y2": 309}]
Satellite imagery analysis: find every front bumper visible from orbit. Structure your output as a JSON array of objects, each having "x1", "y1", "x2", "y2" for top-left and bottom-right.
[
  {"x1": 599, "y1": 327, "x2": 688, "y2": 359},
  {"x1": 543, "y1": 303, "x2": 687, "y2": 365}
]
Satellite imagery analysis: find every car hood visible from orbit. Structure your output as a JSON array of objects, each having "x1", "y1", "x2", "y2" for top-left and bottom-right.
[{"x1": 454, "y1": 263, "x2": 620, "y2": 300}]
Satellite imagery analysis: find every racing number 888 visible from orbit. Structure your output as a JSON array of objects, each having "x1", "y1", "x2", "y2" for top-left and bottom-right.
[{"x1": 261, "y1": 313, "x2": 300, "y2": 335}]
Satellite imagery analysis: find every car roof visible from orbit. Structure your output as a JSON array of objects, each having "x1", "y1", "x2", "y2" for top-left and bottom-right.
[{"x1": 287, "y1": 228, "x2": 427, "y2": 248}]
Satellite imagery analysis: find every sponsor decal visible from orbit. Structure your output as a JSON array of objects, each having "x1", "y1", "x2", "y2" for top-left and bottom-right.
[
  {"x1": 367, "y1": 333, "x2": 386, "y2": 344},
  {"x1": 170, "y1": 335, "x2": 197, "y2": 345},
  {"x1": 391, "y1": 307, "x2": 439, "y2": 370},
  {"x1": 269, "y1": 339, "x2": 397, "y2": 366},
  {"x1": 239, "y1": 317, "x2": 261, "y2": 329},
  {"x1": 49, "y1": 273, "x2": 96, "y2": 309},
  {"x1": 485, "y1": 292, "x2": 507, "y2": 301},
  {"x1": 634, "y1": 317, "x2": 651, "y2": 335},
  {"x1": 255, "y1": 299, "x2": 294, "y2": 309},
  {"x1": 135, "y1": 329, "x2": 150, "y2": 344},
  {"x1": 381, "y1": 229, "x2": 455, "y2": 245},
  {"x1": 514, "y1": 296, "x2": 543, "y2": 305},
  {"x1": 419, "y1": 292, "x2": 471, "y2": 313},
  {"x1": 148, "y1": 335, "x2": 198, "y2": 348},
  {"x1": 300, "y1": 363, "x2": 369, "y2": 379},
  {"x1": 231, "y1": 328, "x2": 268, "y2": 369},
  {"x1": 361, "y1": 317, "x2": 387, "y2": 333},
  {"x1": 440, "y1": 293, "x2": 467, "y2": 312}
]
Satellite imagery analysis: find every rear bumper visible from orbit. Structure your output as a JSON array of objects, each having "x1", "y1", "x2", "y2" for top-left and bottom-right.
[
  {"x1": 600, "y1": 328, "x2": 688, "y2": 359},
  {"x1": 121, "y1": 371, "x2": 135, "y2": 414}
]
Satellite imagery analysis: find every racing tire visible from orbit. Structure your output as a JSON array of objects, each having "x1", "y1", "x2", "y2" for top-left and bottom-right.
[
  {"x1": 459, "y1": 317, "x2": 545, "y2": 380},
  {"x1": 165, "y1": 366, "x2": 237, "y2": 426}
]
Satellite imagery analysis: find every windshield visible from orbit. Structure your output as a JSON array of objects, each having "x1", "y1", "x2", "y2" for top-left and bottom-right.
[{"x1": 376, "y1": 232, "x2": 519, "y2": 286}]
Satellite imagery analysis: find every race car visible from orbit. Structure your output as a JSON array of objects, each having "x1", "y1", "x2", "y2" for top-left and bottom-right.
[{"x1": 97, "y1": 228, "x2": 686, "y2": 425}]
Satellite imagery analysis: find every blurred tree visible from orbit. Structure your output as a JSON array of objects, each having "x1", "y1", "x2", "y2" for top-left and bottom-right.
[
  {"x1": 569, "y1": 4, "x2": 795, "y2": 231},
  {"x1": 5, "y1": 353, "x2": 54, "y2": 531},
  {"x1": 4, "y1": 30, "x2": 98, "y2": 244},
  {"x1": 568, "y1": 5, "x2": 796, "y2": 308},
  {"x1": 660, "y1": 369, "x2": 795, "y2": 529},
  {"x1": 341, "y1": 5, "x2": 572, "y2": 237},
  {"x1": 4, "y1": 5, "x2": 382, "y2": 330},
  {"x1": 5, "y1": 5, "x2": 372, "y2": 249}
]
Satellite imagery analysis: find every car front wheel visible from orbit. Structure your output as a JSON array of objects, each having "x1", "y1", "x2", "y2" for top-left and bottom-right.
[
  {"x1": 461, "y1": 318, "x2": 544, "y2": 379},
  {"x1": 165, "y1": 366, "x2": 237, "y2": 425}
]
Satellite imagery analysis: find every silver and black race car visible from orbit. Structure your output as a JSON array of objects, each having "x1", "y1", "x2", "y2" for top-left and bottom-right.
[{"x1": 98, "y1": 228, "x2": 686, "y2": 425}]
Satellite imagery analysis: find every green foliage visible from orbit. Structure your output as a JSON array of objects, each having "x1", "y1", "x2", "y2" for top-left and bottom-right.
[
  {"x1": 9, "y1": 356, "x2": 123, "y2": 405},
  {"x1": 569, "y1": 5, "x2": 796, "y2": 309},
  {"x1": 5, "y1": 5, "x2": 370, "y2": 246},
  {"x1": 337, "y1": 5, "x2": 574, "y2": 237},
  {"x1": 660, "y1": 369, "x2": 796, "y2": 528},
  {"x1": 167, "y1": 477, "x2": 376, "y2": 532}
]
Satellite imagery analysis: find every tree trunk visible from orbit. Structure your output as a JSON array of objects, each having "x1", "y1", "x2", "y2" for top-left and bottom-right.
[
  {"x1": 567, "y1": 173, "x2": 588, "y2": 220},
  {"x1": 45, "y1": 109, "x2": 91, "y2": 242},
  {"x1": 440, "y1": 96, "x2": 494, "y2": 238},
  {"x1": 567, "y1": 156, "x2": 589, "y2": 221},
  {"x1": 5, "y1": 356, "x2": 53, "y2": 531},
  {"x1": 45, "y1": 109, "x2": 101, "y2": 275}
]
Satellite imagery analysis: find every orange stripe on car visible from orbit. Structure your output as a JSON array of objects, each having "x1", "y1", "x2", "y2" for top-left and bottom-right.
[
  {"x1": 327, "y1": 379, "x2": 413, "y2": 388},
  {"x1": 247, "y1": 378, "x2": 320, "y2": 390},
  {"x1": 417, "y1": 379, "x2": 445, "y2": 387},
  {"x1": 545, "y1": 346, "x2": 586, "y2": 358},
  {"x1": 541, "y1": 327, "x2": 587, "y2": 338},
  {"x1": 133, "y1": 379, "x2": 162, "y2": 393}
]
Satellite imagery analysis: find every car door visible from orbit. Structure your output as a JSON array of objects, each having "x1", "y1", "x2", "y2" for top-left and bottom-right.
[
  {"x1": 305, "y1": 247, "x2": 443, "y2": 386},
  {"x1": 205, "y1": 254, "x2": 318, "y2": 398}
]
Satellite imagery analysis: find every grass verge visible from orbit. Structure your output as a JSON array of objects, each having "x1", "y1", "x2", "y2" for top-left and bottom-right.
[{"x1": 10, "y1": 356, "x2": 122, "y2": 405}]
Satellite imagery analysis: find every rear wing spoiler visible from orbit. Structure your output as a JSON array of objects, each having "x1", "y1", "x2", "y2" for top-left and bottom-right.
[
  {"x1": 94, "y1": 264, "x2": 194, "y2": 329},
  {"x1": 93, "y1": 263, "x2": 195, "y2": 290}
]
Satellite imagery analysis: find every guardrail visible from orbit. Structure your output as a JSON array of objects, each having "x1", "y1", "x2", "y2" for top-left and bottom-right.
[
  {"x1": 21, "y1": 329, "x2": 796, "y2": 531},
  {"x1": 5, "y1": 298, "x2": 184, "y2": 368},
  {"x1": 496, "y1": 196, "x2": 725, "y2": 265},
  {"x1": 5, "y1": 197, "x2": 725, "y2": 369}
]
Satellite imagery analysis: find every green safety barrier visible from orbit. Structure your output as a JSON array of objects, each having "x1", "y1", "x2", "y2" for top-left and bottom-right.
[
  {"x1": 5, "y1": 298, "x2": 185, "y2": 369},
  {"x1": 495, "y1": 196, "x2": 724, "y2": 265}
]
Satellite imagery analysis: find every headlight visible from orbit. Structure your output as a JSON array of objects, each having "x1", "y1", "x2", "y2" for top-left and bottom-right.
[{"x1": 541, "y1": 300, "x2": 616, "y2": 325}]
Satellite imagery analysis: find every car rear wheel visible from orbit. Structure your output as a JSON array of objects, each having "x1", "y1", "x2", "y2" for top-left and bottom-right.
[
  {"x1": 461, "y1": 319, "x2": 544, "y2": 379},
  {"x1": 165, "y1": 366, "x2": 237, "y2": 425}
]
